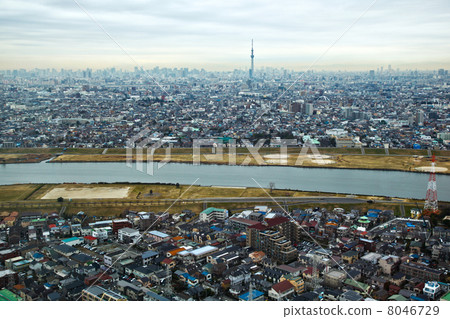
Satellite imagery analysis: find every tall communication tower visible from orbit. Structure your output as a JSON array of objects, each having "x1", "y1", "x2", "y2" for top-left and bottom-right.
[
  {"x1": 249, "y1": 39, "x2": 254, "y2": 79},
  {"x1": 424, "y1": 155, "x2": 439, "y2": 215}
]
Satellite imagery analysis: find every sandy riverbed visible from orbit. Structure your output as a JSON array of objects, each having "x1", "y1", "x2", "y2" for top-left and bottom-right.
[{"x1": 41, "y1": 186, "x2": 131, "y2": 199}]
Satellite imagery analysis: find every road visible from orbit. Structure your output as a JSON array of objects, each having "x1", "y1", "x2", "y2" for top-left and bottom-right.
[
  {"x1": 187, "y1": 196, "x2": 367, "y2": 203},
  {"x1": 0, "y1": 195, "x2": 405, "y2": 209}
]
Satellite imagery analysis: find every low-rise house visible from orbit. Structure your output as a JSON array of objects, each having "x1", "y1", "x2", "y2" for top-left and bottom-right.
[
  {"x1": 0, "y1": 269, "x2": 19, "y2": 289},
  {"x1": 133, "y1": 265, "x2": 160, "y2": 279},
  {"x1": 147, "y1": 230, "x2": 170, "y2": 242},
  {"x1": 83, "y1": 235, "x2": 98, "y2": 246},
  {"x1": 161, "y1": 258, "x2": 176, "y2": 269},
  {"x1": 228, "y1": 268, "x2": 251, "y2": 286},
  {"x1": 323, "y1": 270, "x2": 346, "y2": 289},
  {"x1": 81, "y1": 285, "x2": 126, "y2": 301},
  {"x1": 342, "y1": 250, "x2": 359, "y2": 264},
  {"x1": 54, "y1": 244, "x2": 78, "y2": 257},
  {"x1": 249, "y1": 251, "x2": 266, "y2": 263},
  {"x1": 423, "y1": 281, "x2": 441, "y2": 300},
  {"x1": 92, "y1": 228, "x2": 109, "y2": 242},
  {"x1": 118, "y1": 227, "x2": 140, "y2": 244},
  {"x1": 379, "y1": 255, "x2": 400, "y2": 275},
  {"x1": 71, "y1": 253, "x2": 94, "y2": 266},
  {"x1": 280, "y1": 274, "x2": 305, "y2": 293},
  {"x1": 239, "y1": 289, "x2": 265, "y2": 301},
  {"x1": 343, "y1": 278, "x2": 371, "y2": 295},
  {"x1": 321, "y1": 288, "x2": 343, "y2": 301},
  {"x1": 293, "y1": 291, "x2": 320, "y2": 301},
  {"x1": 268, "y1": 280, "x2": 295, "y2": 300},
  {"x1": 391, "y1": 272, "x2": 406, "y2": 286},
  {"x1": 144, "y1": 290, "x2": 171, "y2": 301},
  {"x1": 142, "y1": 250, "x2": 159, "y2": 265},
  {"x1": 339, "y1": 290, "x2": 363, "y2": 301}
]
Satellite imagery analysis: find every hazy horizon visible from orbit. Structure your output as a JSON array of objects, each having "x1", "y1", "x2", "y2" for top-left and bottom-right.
[
  {"x1": 1, "y1": 62, "x2": 449, "y2": 73},
  {"x1": 1, "y1": 0, "x2": 449, "y2": 71}
]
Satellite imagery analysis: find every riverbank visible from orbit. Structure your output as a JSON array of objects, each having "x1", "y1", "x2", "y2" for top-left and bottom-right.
[
  {"x1": 0, "y1": 182, "x2": 440, "y2": 219},
  {"x1": 0, "y1": 153, "x2": 52, "y2": 164},
  {"x1": 48, "y1": 152, "x2": 450, "y2": 174},
  {"x1": 2, "y1": 147, "x2": 449, "y2": 174}
]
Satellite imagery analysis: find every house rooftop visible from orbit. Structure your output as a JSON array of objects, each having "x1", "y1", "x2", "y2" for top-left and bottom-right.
[
  {"x1": 239, "y1": 290, "x2": 264, "y2": 301},
  {"x1": 0, "y1": 289, "x2": 22, "y2": 301},
  {"x1": 190, "y1": 245, "x2": 218, "y2": 257},
  {"x1": 62, "y1": 237, "x2": 81, "y2": 243},
  {"x1": 440, "y1": 291, "x2": 450, "y2": 301},
  {"x1": 148, "y1": 230, "x2": 170, "y2": 238},
  {"x1": 271, "y1": 280, "x2": 294, "y2": 293},
  {"x1": 200, "y1": 207, "x2": 227, "y2": 215}
]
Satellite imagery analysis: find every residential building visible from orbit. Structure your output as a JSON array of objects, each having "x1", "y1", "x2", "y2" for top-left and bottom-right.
[
  {"x1": 342, "y1": 250, "x2": 359, "y2": 264},
  {"x1": 147, "y1": 230, "x2": 170, "y2": 242},
  {"x1": 92, "y1": 228, "x2": 109, "y2": 242},
  {"x1": 199, "y1": 207, "x2": 228, "y2": 222},
  {"x1": 0, "y1": 249, "x2": 19, "y2": 264},
  {"x1": 323, "y1": 270, "x2": 347, "y2": 289},
  {"x1": 423, "y1": 281, "x2": 441, "y2": 300},
  {"x1": 280, "y1": 274, "x2": 305, "y2": 293},
  {"x1": 112, "y1": 219, "x2": 133, "y2": 234},
  {"x1": 61, "y1": 237, "x2": 82, "y2": 246},
  {"x1": 0, "y1": 269, "x2": 19, "y2": 289},
  {"x1": 247, "y1": 217, "x2": 297, "y2": 263},
  {"x1": 81, "y1": 285, "x2": 126, "y2": 301},
  {"x1": 239, "y1": 289, "x2": 265, "y2": 301},
  {"x1": 379, "y1": 255, "x2": 400, "y2": 275},
  {"x1": 118, "y1": 227, "x2": 140, "y2": 244},
  {"x1": 399, "y1": 262, "x2": 444, "y2": 282},
  {"x1": 268, "y1": 280, "x2": 295, "y2": 300}
]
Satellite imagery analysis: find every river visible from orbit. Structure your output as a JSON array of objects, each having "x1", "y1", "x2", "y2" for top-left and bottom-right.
[{"x1": 0, "y1": 161, "x2": 448, "y2": 201}]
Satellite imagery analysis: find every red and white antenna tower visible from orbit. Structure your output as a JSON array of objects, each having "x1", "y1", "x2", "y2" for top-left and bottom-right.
[{"x1": 424, "y1": 155, "x2": 439, "y2": 215}]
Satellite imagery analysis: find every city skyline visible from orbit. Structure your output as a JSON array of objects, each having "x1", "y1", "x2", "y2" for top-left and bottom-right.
[{"x1": 1, "y1": 0, "x2": 450, "y2": 71}]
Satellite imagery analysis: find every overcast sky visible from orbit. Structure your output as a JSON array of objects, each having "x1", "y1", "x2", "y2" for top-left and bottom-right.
[{"x1": 1, "y1": 0, "x2": 449, "y2": 71}]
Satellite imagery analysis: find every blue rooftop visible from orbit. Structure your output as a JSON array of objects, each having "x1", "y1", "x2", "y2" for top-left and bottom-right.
[
  {"x1": 239, "y1": 290, "x2": 264, "y2": 301},
  {"x1": 411, "y1": 295, "x2": 426, "y2": 301},
  {"x1": 147, "y1": 230, "x2": 170, "y2": 238},
  {"x1": 33, "y1": 252, "x2": 44, "y2": 259},
  {"x1": 62, "y1": 237, "x2": 80, "y2": 243},
  {"x1": 182, "y1": 273, "x2": 197, "y2": 282}
]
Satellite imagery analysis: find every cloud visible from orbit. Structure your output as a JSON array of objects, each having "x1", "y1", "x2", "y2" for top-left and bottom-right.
[{"x1": 0, "y1": 0, "x2": 449, "y2": 70}]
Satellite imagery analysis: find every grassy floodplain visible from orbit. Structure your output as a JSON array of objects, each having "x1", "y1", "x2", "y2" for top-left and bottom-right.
[
  {"x1": 0, "y1": 182, "x2": 444, "y2": 219},
  {"x1": 42, "y1": 147, "x2": 450, "y2": 174}
]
